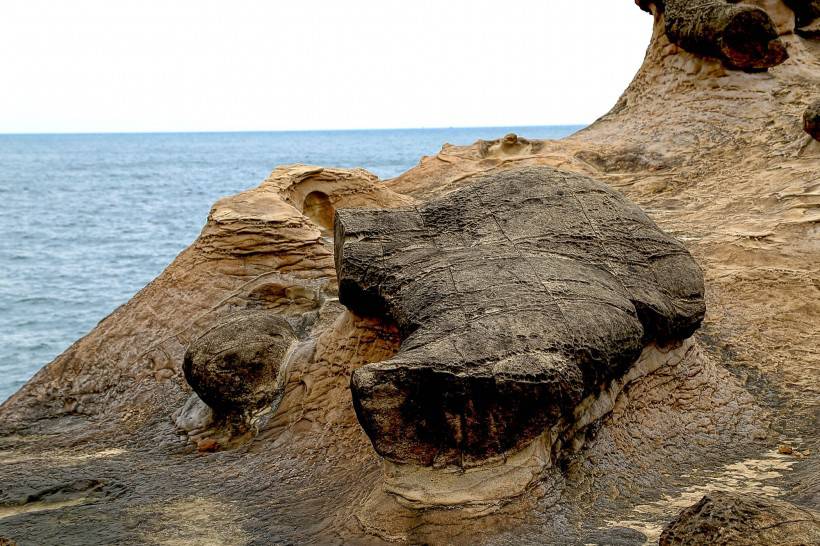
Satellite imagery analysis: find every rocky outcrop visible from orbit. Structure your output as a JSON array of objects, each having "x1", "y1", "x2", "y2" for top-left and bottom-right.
[
  {"x1": 785, "y1": 0, "x2": 820, "y2": 27},
  {"x1": 336, "y1": 166, "x2": 704, "y2": 467},
  {"x1": 659, "y1": 492, "x2": 820, "y2": 545},
  {"x1": 477, "y1": 133, "x2": 544, "y2": 159},
  {"x1": 182, "y1": 311, "x2": 297, "y2": 430},
  {"x1": 805, "y1": 98, "x2": 820, "y2": 140},
  {"x1": 0, "y1": 164, "x2": 410, "y2": 425}
]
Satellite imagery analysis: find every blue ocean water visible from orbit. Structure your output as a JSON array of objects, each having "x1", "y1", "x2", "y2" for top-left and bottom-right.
[{"x1": 0, "y1": 126, "x2": 581, "y2": 403}]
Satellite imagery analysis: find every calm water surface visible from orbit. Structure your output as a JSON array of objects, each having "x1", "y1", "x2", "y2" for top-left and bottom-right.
[{"x1": 0, "y1": 126, "x2": 581, "y2": 402}]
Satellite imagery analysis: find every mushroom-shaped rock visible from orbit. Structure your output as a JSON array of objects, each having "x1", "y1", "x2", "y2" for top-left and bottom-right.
[
  {"x1": 804, "y1": 99, "x2": 820, "y2": 141},
  {"x1": 335, "y1": 166, "x2": 705, "y2": 467},
  {"x1": 183, "y1": 311, "x2": 297, "y2": 424},
  {"x1": 639, "y1": 0, "x2": 789, "y2": 71}
]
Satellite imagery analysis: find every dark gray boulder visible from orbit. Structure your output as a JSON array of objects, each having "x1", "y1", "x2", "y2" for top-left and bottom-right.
[
  {"x1": 335, "y1": 166, "x2": 705, "y2": 467},
  {"x1": 660, "y1": 492, "x2": 820, "y2": 545},
  {"x1": 638, "y1": 0, "x2": 789, "y2": 71},
  {"x1": 182, "y1": 311, "x2": 296, "y2": 425},
  {"x1": 805, "y1": 99, "x2": 820, "y2": 141}
]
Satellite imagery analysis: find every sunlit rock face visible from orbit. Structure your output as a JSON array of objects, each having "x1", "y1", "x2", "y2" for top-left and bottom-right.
[
  {"x1": 1, "y1": 1, "x2": 818, "y2": 544},
  {"x1": 336, "y1": 166, "x2": 705, "y2": 468}
]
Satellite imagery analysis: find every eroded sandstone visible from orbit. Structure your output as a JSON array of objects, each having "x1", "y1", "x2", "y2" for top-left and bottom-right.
[{"x1": 0, "y1": 1, "x2": 817, "y2": 544}]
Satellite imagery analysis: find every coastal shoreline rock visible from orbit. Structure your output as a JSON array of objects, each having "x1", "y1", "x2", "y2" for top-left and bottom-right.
[
  {"x1": 182, "y1": 311, "x2": 297, "y2": 431},
  {"x1": 638, "y1": 0, "x2": 790, "y2": 70},
  {"x1": 336, "y1": 166, "x2": 705, "y2": 469},
  {"x1": 377, "y1": 340, "x2": 698, "y2": 510},
  {"x1": 0, "y1": 1, "x2": 817, "y2": 543},
  {"x1": 804, "y1": 98, "x2": 820, "y2": 140}
]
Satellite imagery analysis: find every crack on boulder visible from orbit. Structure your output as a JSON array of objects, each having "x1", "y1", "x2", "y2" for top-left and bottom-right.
[
  {"x1": 637, "y1": 0, "x2": 789, "y2": 71},
  {"x1": 335, "y1": 166, "x2": 705, "y2": 469}
]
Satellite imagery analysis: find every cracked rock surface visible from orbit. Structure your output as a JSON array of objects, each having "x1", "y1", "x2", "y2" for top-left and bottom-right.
[
  {"x1": 337, "y1": 166, "x2": 705, "y2": 467},
  {"x1": 0, "y1": 1, "x2": 817, "y2": 544},
  {"x1": 659, "y1": 491, "x2": 820, "y2": 545},
  {"x1": 805, "y1": 98, "x2": 820, "y2": 139},
  {"x1": 182, "y1": 311, "x2": 297, "y2": 424}
]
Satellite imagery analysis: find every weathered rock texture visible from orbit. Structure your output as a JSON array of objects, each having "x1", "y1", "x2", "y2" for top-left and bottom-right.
[
  {"x1": 659, "y1": 491, "x2": 820, "y2": 545},
  {"x1": 182, "y1": 311, "x2": 296, "y2": 425},
  {"x1": 805, "y1": 98, "x2": 820, "y2": 139},
  {"x1": 337, "y1": 166, "x2": 704, "y2": 467},
  {"x1": 0, "y1": 1, "x2": 818, "y2": 544},
  {"x1": 784, "y1": 0, "x2": 820, "y2": 26},
  {"x1": 638, "y1": 0, "x2": 790, "y2": 70}
]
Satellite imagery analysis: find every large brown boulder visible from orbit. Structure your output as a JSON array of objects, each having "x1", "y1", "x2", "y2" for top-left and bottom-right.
[{"x1": 336, "y1": 166, "x2": 705, "y2": 467}]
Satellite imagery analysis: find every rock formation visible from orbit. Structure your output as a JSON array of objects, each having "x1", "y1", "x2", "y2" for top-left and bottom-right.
[
  {"x1": 182, "y1": 311, "x2": 297, "y2": 432},
  {"x1": 0, "y1": 1, "x2": 817, "y2": 544},
  {"x1": 659, "y1": 492, "x2": 820, "y2": 545},
  {"x1": 785, "y1": 0, "x2": 820, "y2": 27},
  {"x1": 338, "y1": 166, "x2": 703, "y2": 468},
  {"x1": 805, "y1": 98, "x2": 820, "y2": 139},
  {"x1": 637, "y1": 0, "x2": 789, "y2": 70}
]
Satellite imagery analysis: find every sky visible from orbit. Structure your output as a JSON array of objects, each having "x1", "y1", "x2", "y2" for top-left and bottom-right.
[{"x1": 0, "y1": 1, "x2": 651, "y2": 134}]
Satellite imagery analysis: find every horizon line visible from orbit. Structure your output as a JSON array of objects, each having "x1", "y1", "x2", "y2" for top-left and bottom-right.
[{"x1": 0, "y1": 123, "x2": 588, "y2": 138}]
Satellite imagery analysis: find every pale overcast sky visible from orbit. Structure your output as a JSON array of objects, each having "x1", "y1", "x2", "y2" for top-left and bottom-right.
[{"x1": 0, "y1": 1, "x2": 650, "y2": 134}]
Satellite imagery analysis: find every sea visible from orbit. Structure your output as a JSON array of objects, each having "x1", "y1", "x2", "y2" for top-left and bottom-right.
[{"x1": 0, "y1": 126, "x2": 581, "y2": 403}]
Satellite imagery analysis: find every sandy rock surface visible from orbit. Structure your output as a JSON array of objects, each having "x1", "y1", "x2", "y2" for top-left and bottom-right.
[{"x1": 659, "y1": 491, "x2": 820, "y2": 545}]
